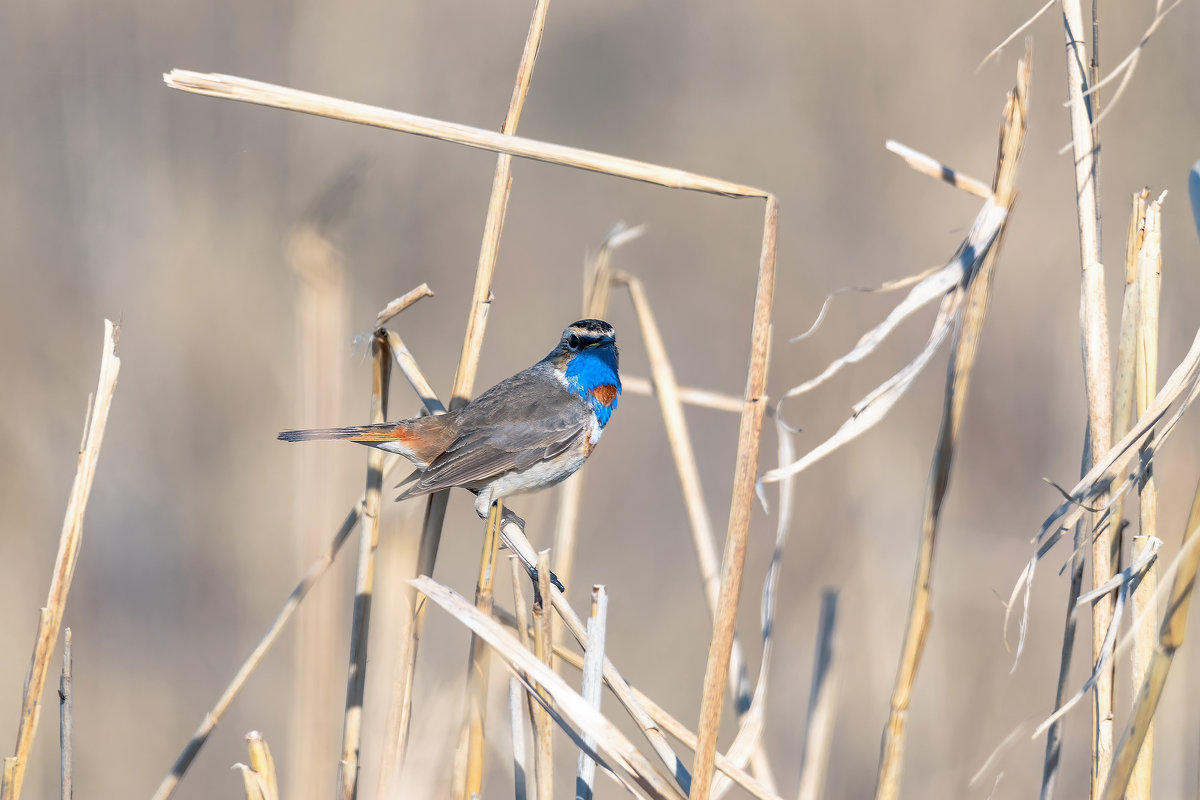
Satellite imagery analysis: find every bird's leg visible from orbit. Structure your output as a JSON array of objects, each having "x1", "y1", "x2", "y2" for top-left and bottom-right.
[{"x1": 494, "y1": 503, "x2": 565, "y2": 594}]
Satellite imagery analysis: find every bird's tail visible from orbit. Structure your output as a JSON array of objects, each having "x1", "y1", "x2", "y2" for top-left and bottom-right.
[
  {"x1": 278, "y1": 424, "x2": 398, "y2": 443},
  {"x1": 278, "y1": 418, "x2": 454, "y2": 470}
]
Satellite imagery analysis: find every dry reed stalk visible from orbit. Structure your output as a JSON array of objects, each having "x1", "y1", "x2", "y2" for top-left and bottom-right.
[
  {"x1": 552, "y1": 224, "x2": 642, "y2": 608},
  {"x1": 389, "y1": 5, "x2": 551, "y2": 785},
  {"x1": 1128, "y1": 192, "x2": 1164, "y2": 800},
  {"x1": 533, "y1": 551, "x2": 556, "y2": 800},
  {"x1": 336, "y1": 331, "x2": 391, "y2": 800},
  {"x1": 620, "y1": 377, "x2": 750, "y2": 416},
  {"x1": 875, "y1": 50, "x2": 1029, "y2": 800},
  {"x1": 1100, "y1": 479, "x2": 1200, "y2": 800},
  {"x1": 796, "y1": 590, "x2": 839, "y2": 800},
  {"x1": 162, "y1": 70, "x2": 768, "y2": 199},
  {"x1": 689, "y1": 194, "x2": 778, "y2": 800},
  {"x1": 510, "y1": 676, "x2": 531, "y2": 800},
  {"x1": 236, "y1": 731, "x2": 281, "y2": 800},
  {"x1": 492, "y1": 603, "x2": 781, "y2": 800},
  {"x1": 58, "y1": 629, "x2": 71, "y2": 800},
  {"x1": 576, "y1": 585, "x2": 608, "y2": 800},
  {"x1": 616, "y1": 270, "x2": 775, "y2": 789},
  {"x1": 286, "y1": 183, "x2": 352, "y2": 800},
  {"x1": 1, "y1": 320, "x2": 120, "y2": 800},
  {"x1": 1059, "y1": 2, "x2": 1115, "y2": 790},
  {"x1": 376, "y1": 283, "x2": 435, "y2": 328},
  {"x1": 414, "y1": 576, "x2": 687, "y2": 800},
  {"x1": 509, "y1": 556, "x2": 535, "y2": 800},
  {"x1": 455, "y1": 498, "x2": 507, "y2": 800}
]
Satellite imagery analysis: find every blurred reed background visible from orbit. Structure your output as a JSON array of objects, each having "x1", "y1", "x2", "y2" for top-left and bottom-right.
[{"x1": 2, "y1": 1, "x2": 1200, "y2": 798}]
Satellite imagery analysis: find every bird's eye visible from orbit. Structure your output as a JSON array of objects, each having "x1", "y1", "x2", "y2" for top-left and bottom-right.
[{"x1": 568, "y1": 334, "x2": 581, "y2": 350}]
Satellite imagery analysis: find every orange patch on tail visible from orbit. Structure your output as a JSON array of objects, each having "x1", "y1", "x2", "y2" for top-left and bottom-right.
[
  {"x1": 348, "y1": 425, "x2": 416, "y2": 443},
  {"x1": 590, "y1": 384, "x2": 618, "y2": 406}
]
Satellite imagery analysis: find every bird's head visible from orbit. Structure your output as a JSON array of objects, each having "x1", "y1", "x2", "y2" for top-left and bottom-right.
[{"x1": 548, "y1": 319, "x2": 621, "y2": 425}]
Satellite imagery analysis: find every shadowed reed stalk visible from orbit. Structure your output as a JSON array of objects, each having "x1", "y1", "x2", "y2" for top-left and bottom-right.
[
  {"x1": 58, "y1": 628, "x2": 71, "y2": 800},
  {"x1": 235, "y1": 731, "x2": 280, "y2": 800},
  {"x1": 1060, "y1": 2, "x2": 1116, "y2": 791},
  {"x1": 336, "y1": 330, "x2": 391, "y2": 800},
  {"x1": 1, "y1": 320, "x2": 120, "y2": 800},
  {"x1": 874, "y1": 49, "x2": 1029, "y2": 800},
  {"x1": 796, "y1": 590, "x2": 839, "y2": 800},
  {"x1": 152, "y1": 290, "x2": 434, "y2": 800},
  {"x1": 1127, "y1": 191, "x2": 1164, "y2": 800}
]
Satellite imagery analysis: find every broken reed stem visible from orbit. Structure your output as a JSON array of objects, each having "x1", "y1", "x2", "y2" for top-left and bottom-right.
[
  {"x1": 1101, "y1": 480, "x2": 1200, "y2": 800},
  {"x1": 336, "y1": 331, "x2": 391, "y2": 800},
  {"x1": 875, "y1": 50, "x2": 1028, "y2": 800},
  {"x1": 510, "y1": 677, "x2": 530, "y2": 800},
  {"x1": 509, "y1": 556, "x2": 534, "y2": 800},
  {"x1": 246, "y1": 732, "x2": 280, "y2": 800},
  {"x1": 151, "y1": 486, "x2": 388, "y2": 800},
  {"x1": 163, "y1": 70, "x2": 767, "y2": 200},
  {"x1": 1, "y1": 320, "x2": 120, "y2": 800},
  {"x1": 388, "y1": 2, "x2": 551, "y2": 784},
  {"x1": 1128, "y1": 192, "x2": 1164, "y2": 800},
  {"x1": 1060, "y1": 1, "x2": 1115, "y2": 791},
  {"x1": 796, "y1": 590, "x2": 840, "y2": 800},
  {"x1": 456, "y1": 498, "x2": 507, "y2": 800},
  {"x1": 688, "y1": 194, "x2": 777, "y2": 800},
  {"x1": 534, "y1": 551, "x2": 555, "y2": 800},
  {"x1": 575, "y1": 586, "x2": 608, "y2": 800},
  {"x1": 376, "y1": 283, "x2": 435, "y2": 329},
  {"x1": 617, "y1": 270, "x2": 774, "y2": 788},
  {"x1": 59, "y1": 629, "x2": 71, "y2": 800}
]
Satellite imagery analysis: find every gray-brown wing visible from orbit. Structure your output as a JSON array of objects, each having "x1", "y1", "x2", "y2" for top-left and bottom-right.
[{"x1": 398, "y1": 365, "x2": 589, "y2": 497}]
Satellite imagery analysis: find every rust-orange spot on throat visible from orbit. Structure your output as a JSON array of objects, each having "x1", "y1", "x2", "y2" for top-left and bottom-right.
[{"x1": 590, "y1": 384, "x2": 618, "y2": 406}]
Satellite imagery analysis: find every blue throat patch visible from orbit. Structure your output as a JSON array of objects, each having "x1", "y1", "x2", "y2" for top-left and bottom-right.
[{"x1": 564, "y1": 346, "x2": 621, "y2": 426}]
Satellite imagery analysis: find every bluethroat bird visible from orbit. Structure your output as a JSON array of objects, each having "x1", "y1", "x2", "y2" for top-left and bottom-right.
[{"x1": 278, "y1": 319, "x2": 620, "y2": 518}]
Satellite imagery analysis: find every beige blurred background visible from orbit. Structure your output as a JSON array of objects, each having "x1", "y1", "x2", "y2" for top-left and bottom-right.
[{"x1": 3, "y1": 1, "x2": 1200, "y2": 798}]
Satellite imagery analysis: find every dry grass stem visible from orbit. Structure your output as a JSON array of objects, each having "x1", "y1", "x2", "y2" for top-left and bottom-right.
[
  {"x1": 977, "y1": 0, "x2": 1055, "y2": 71},
  {"x1": 58, "y1": 629, "x2": 71, "y2": 800},
  {"x1": 576, "y1": 585, "x2": 608, "y2": 800},
  {"x1": 533, "y1": 550, "x2": 556, "y2": 800},
  {"x1": 690, "y1": 194, "x2": 778, "y2": 800},
  {"x1": 874, "y1": 49, "x2": 1029, "y2": 800},
  {"x1": 1100, "y1": 480, "x2": 1200, "y2": 800},
  {"x1": 456, "y1": 498, "x2": 507, "y2": 800},
  {"x1": 336, "y1": 331, "x2": 391, "y2": 800},
  {"x1": 790, "y1": 264, "x2": 945, "y2": 344},
  {"x1": 383, "y1": 330, "x2": 445, "y2": 414},
  {"x1": 413, "y1": 576, "x2": 685, "y2": 800},
  {"x1": 1058, "y1": 2, "x2": 1115, "y2": 788},
  {"x1": 620, "y1": 376, "x2": 756, "y2": 415},
  {"x1": 162, "y1": 70, "x2": 768, "y2": 199},
  {"x1": 1, "y1": 320, "x2": 120, "y2": 800},
  {"x1": 883, "y1": 140, "x2": 992, "y2": 198},
  {"x1": 1128, "y1": 191, "x2": 1164, "y2": 800},
  {"x1": 376, "y1": 283, "x2": 434, "y2": 328},
  {"x1": 796, "y1": 590, "x2": 840, "y2": 800}
]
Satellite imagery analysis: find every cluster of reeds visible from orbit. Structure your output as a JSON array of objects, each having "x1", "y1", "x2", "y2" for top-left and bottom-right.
[{"x1": 3, "y1": 3, "x2": 1200, "y2": 800}]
